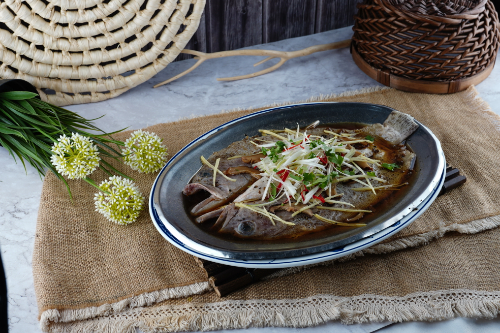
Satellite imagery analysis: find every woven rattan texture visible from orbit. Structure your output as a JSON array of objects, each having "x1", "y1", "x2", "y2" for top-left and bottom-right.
[
  {"x1": 353, "y1": 0, "x2": 500, "y2": 82},
  {"x1": 0, "y1": 0, "x2": 205, "y2": 106}
]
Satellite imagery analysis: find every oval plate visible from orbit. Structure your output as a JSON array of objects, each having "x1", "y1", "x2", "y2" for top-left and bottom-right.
[
  {"x1": 150, "y1": 103, "x2": 445, "y2": 260},
  {"x1": 150, "y1": 157, "x2": 444, "y2": 268}
]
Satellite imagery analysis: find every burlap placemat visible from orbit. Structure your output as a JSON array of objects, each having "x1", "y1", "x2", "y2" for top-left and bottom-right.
[{"x1": 33, "y1": 86, "x2": 500, "y2": 332}]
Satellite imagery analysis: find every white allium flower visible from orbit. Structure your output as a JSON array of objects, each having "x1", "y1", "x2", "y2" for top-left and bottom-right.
[
  {"x1": 50, "y1": 133, "x2": 100, "y2": 179},
  {"x1": 94, "y1": 176, "x2": 144, "y2": 225},
  {"x1": 123, "y1": 130, "x2": 168, "y2": 173}
]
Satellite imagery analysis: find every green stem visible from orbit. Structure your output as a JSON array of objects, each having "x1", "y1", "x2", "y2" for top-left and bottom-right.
[{"x1": 84, "y1": 177, "x2": 110, "y2": 195}]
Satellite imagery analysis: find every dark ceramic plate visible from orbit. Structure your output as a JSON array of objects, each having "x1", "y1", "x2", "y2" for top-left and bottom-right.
[{"x1": 150, "y1": 103, "x2": 444, "y2": 260}]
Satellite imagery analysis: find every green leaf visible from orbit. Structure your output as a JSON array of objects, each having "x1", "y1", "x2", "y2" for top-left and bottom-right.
[
  {"x1": 0, "y1": 136, "x2": 20, "y2": 163},
  {"x1": 0, "y1": 123, "x2": 24, "y2": 138},
  {"x1": 31, "y1": 124, "x2": 58, "y2": 143},
  {"x1": 381, "y1": 163, "x2": 400, "y2": 171},
  {"x1": 0, "y1": 105, "x2": 23, "y2": 126},
  {"x1": 28, "y1": 135, "x2": 53, "y2": 154},
  {"x1": 275, "y1": 141, "x2": 286, "y2": 151},
  {"x1": 84, "y1": 177, "x2": 107, "y2": 193},
  {"x1": 302, "y1": 172, "x2": 315, "y2": 187},
  {"x1": 328, "y1": 153, "x2": 344, "y2": 166},
  {"x1": 18, "y1": 99, "x2": 37, "y2": 114},
  {"x1": 365, "y1": 135, "x2": 375, "y2": 142},
  {"x1": 367, "y1": 171, "x2": 376, "y2": 177},
  {"x1": 309, "y1": 139, "x2": 324, "y2": 149},
  {"x1": 289, "y1": 174, "x2": 302, "y2": 181},
  {"x1": 269, "y1": 183, "x2": 277, "y2": 201},
  {"x1": 94, "y1": 141, "x2": 123, "y2": 158},
  {"x1": 3, "y1": 135, "x2": 47, "y2": 165},
  {"x1": 0, "y1": 100, "x2": 54, "y2": 128},
  {"x1": 0, "y1": 91, "x2": 38, "y2": 100},
  {"x1": 99, "y1": 165, "x2": 113, "y2": 177},
  {"x1": 54, "y1": 172, "x2": 73, "y2": 201},
  {"x1": 99, "y1": 159, "x2": 132, "y2": 180}
]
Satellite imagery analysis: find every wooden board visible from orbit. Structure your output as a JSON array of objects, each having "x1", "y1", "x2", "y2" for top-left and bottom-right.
[
  {"x1": 206, "y1": 0, "x2": 263, "y2": 53},
  {"x1": 176, "y1": 10, "x2": 208, "y2": 61},
  {"x1": 175, "y1": 0, "x2": 361, "y2": 57},
  {"x1": 316, "y1": 0, "x2": 362, "y2": 32},
  {"x1": 263, "y1": 0, "x2": 316, "y2": 43}
]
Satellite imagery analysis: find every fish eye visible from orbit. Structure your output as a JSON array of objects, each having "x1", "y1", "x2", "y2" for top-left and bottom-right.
[{"x1": 237, "y1": 221, "x2": 255, "y2": 236}]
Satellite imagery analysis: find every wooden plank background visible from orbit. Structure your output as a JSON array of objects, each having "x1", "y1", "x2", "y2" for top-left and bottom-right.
[{"x1": 178, "y1": 0, "x2": 362, "y2": 60}]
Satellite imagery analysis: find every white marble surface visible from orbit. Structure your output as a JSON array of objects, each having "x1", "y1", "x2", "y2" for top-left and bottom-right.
[{"x1": 1, "y1": 26, "x2": 499, "y2": 333}]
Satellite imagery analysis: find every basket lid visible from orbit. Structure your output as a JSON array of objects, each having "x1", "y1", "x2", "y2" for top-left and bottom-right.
[{"x1": 380, "y1": 0, "x2": 488, "y2": 24}]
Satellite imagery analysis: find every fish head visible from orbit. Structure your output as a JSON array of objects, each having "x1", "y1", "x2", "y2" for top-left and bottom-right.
[{"x1": 215, "y1": 204, "x2": 288, "y2": 239}]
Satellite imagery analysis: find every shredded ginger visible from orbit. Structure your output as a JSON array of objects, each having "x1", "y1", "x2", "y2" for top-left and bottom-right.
[{"x1": 253, "y1": 126, "x2": 383, "y2": 206}]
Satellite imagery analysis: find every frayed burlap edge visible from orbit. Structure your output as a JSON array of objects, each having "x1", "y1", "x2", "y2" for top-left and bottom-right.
[
  {"x1": 47, "y1": 289, "x2": 500, "y2": 333},
  {"x1": 39, "y1": 282, "x2": 210, "y2": 332}
]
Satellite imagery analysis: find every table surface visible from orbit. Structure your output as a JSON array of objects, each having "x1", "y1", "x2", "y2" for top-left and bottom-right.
[{"x1": 1, "y1": 26, "x2": 499, "y2": 333}]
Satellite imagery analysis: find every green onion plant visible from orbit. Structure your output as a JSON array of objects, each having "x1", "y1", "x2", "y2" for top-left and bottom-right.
[{"x1": 0, "y1": 91, "x2": 127, "y2": 198}]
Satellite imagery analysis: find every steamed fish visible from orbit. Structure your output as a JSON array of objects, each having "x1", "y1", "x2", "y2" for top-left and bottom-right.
[{"x1": 183, "y1": 111, "x2": 418, "y2": 240}]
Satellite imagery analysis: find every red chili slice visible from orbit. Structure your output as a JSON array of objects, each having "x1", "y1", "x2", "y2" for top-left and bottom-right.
[
  {"x1": 284, "y1": 144, "x2": 300, "y2": 151},
  {"x1": 313, "y1": 195, "x2": 325, "y2": 203},
  {"x1": 277, "y1": 170, "x2": 290, "y2": 190}
]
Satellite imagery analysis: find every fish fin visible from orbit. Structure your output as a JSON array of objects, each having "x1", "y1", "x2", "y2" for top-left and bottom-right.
[
  {"x1": 195, "y1": 207, "x2": 225, "y2": 223},
  {"x1": 183, "y1": 183, "x2": 226, "y2": 199},
  {"x1": 383, "y1": 111, "x2": 419, "y2": 144},
  {"x1": 361, "y1": 111, "x2": 419, "y2": 145},
  {"x1": 212, "y1": 204, "x2": 238, "y2": 231}
]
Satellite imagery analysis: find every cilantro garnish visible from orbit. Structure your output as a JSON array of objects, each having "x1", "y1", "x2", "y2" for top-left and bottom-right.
[
  {"x1": 327, "y1": 152, "x2": 344, "y2": 167},
  {"x1": 366, "y1": 135, "x2": 375, "y2": 142},
  {"x1": 263, "y1": 141, "x2": 286, "y2": 162},
  {"x1": 318, "y1": 172, "x2": 338, "y2": 189},
  {"x1": 367, "y1": 171, "x2": 376, "y2": 177},
  {"x1": 381, "y1": 163, "x2": 400, "y2": 171},
  {"x1": 302, "y1": 173, "x2": 315, "y2": 187},
  {"x1": 289, "y1": 174, "x2": 303, "y2": 181},
  {"x1": 275, "y1": 141, "x2": 286, "y2": 151},
  {"x1": 309, "y1": 139, "x2": 324, "y2": 149},
  {"x1": 301, "y1": 172, "x2": 338, "y2": 189},
  {"x1": 269, "y1": 183, "x2": 277, "y2": 201}
]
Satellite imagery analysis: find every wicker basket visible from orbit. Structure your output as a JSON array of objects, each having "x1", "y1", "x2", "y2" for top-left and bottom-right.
[
  {"x1": 0, "y1": 0, "x2": 205, "y2": 106},
  {"x1": 352, "y1": 0, "x2": 500, "y2": 93}
]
